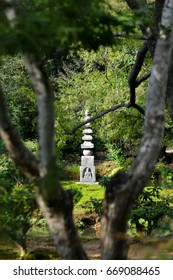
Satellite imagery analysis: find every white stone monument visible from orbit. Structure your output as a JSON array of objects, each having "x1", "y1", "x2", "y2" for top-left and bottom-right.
[{"x1": 80, "y1": 110, "x2": 97, "y2": 183}]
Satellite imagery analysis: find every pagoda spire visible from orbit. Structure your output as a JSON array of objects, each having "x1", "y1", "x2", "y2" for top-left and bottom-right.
[{"x1": 80, "y1": 110, "x2": 96, "y2": 183}]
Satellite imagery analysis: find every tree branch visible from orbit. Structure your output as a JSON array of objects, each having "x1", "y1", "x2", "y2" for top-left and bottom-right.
[
  {"x1": 125, "y1": 0, "x2": 147, "y2": 10},
  {"x1": 113, "y1": 32, "x2": 146, "y2": 40},
  {"x1": 0, "y1": 86, "x2": 39, "y2": 180},
  {"x1": 72, "y1": 42, "x2": 149, "y2": 133},
  {"x1": 22, "y1": 54, "x2": 56, "y2": 178},
  {"x1": 72, "y1": 103, "x2": 129, "y2": 133},
  {"x1": 128, "y1": 41, "x2": 149, "y2": 104},
  {"x1": 72, "y1": 101, "x2": 144, "y2": 133},
  {"x1": 72, "y1": 37, "x2": 149, "y2": 135},
  {"x1": 136, "y1": 71, "x2": 151, "y2": 86},
  {"x1": 3, "y1": 0, "x2": 55, "y2": 178},
  {"x1": 125, "y1": 0, "x2": 151, "y2": 37}
]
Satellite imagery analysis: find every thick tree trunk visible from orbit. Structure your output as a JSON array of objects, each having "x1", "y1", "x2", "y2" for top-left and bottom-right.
[
  {"x1": 36, "y1": 187, "x2": 88, "y2": 259},
  {"x1": 101, "y1": 0, "x2": 173, "y2": 259},
  {"x1": 22, "y1": 54, "x2": 88, "y2": 259},
  {"x1": 3, "y1": 0, "x2": 88, "y2": 260},
  {"x1": 101, "y1": 172, "x2": 133, "y2": 259}
]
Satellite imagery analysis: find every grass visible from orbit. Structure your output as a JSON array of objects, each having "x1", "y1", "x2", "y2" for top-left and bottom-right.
[
  {"x1": 0, "y1": 232, "x2": 19, "y2": 260},
  {"x1": 62, "y1": 180, "x2": 105, "y2": 215}
]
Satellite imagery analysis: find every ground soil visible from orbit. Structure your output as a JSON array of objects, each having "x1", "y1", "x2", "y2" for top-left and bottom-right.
[{"x1": 1, "y1": 225, "x2": 173, "y2": 260}]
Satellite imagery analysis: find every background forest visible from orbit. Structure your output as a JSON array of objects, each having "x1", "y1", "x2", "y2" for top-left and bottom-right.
[{"x1": 1, "y1": 0, "x2": 173, "y2": 260}]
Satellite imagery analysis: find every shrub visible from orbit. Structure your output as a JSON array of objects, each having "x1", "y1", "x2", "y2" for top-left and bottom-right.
[
  {"x1": 130, "y1": 185, "x2": 173, "y2": 236},
  {"x1": 0, "y1": 184, "x2": 39, "y2": 257},
  {"x1": 106, "y1": 143, "x2": 126, "y2": 165}
]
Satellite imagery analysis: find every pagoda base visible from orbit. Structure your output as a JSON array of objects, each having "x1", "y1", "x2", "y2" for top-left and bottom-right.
[{"x1": 80, "y1": 156, "x2": 96, "y2": 183}]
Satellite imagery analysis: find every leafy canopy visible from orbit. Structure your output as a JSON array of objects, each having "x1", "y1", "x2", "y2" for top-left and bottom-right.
[{"x1": 0, "y1": 0, "x2": 141, "y2": 55}]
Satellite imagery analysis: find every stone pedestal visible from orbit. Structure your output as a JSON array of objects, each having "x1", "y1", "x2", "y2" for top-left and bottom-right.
[
  {"x1": 80, "y1": 110, "x2": 97, "y2": 183},
  {"x1": 80, "y1": 156, "x2": 96, "y2": 183}
]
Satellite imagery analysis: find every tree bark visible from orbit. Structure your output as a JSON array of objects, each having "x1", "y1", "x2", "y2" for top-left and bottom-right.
[
  {"x1": 22, "y1": 54, "x2": 55, "y2": 177},
  {"x1": 2, "y1": 0, "x2": 88, "y2": 260},
  {"x1": 0, "y1": 87, "x2": 39, "y2": 180},
  {"x1": 36, "y1": 187, "x2": 88, "y2": 259},
  {"x1": 101, "y1": 0, "x2": 173, "y2": 259}
]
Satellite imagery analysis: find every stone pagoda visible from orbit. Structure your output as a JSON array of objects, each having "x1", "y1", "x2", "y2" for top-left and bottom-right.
[{"x1": 80, "y1": 110, "x2": 96, "y2": 183}]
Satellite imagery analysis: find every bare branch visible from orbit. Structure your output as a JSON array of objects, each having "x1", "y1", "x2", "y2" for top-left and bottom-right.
[
  {"x1": 132, "y1": 103, "x2": 145, "y2": 115},
  {"x1": 72, "y1": 103, "x2": 129, "y2": 133},
  {"x1": 113, "y1": 32, "x2": 146, "y2": 40},
  {"x1": 72, "y1": 102, "x2": 144, "y2": 133},
  {"x1": 128, "y1": 41, "x2": 148, "y2": 104},
  {"x1": 136, "y1": 71, "x2": 151, "y2": 86}
]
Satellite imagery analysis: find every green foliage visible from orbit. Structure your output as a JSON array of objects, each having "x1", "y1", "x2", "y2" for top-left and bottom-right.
[
  {"x1": 0, "y1": 55, "x2": 38, "y2": 140},
  {"x1": 0, "y1": 144, "x2": 36, "y2": 191},
  {"x1": 64, "y1": 164, "x2": 80, "y2": 181},
  {"x1": 99, "y1": 166, "x2": 123, "y2": 187},
  {"x1": 83, "y1": 197, "x2": 103, "y2": 217},
  {"x1": 106, "y1": 142, "x2": 126, "y2": 165},
  {"x1": 153, "y1": 163, "x2": 173, "y2": 188},
  {"x1": 0, "y1": 153, "x2": 20, "y2": 191},
  {"x1": 0, "y1": 2, "x2": 150, "y2": 156},
  {"x1": 62, "y1": 181, "x2": 105, "y2": 210},
  {"x1": 0, "y1": 145, "x2": 39, "y2": 251},
  {"x1": 0, "y1": 184, "x2": 38, "y2": 250},
  {"x1": 68, "y1": 188, "x2": 83, "y2": 206},
  {"x1": 130, "y1": 185, "x2": 173, "y2": 236},
  {"x1": 0, "y1": 0, "x2": 139, "y2": 55},
  {"x1": 52, "y1": 42, "x2": 146, "y2": 156}
]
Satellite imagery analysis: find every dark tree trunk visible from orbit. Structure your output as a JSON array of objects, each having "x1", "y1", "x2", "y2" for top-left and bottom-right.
[
  {"x1": 101, "y1": 0, "x2": 173, "y2": 259},
  {"x1": 101, "y1": 172, "x2": 134, "y2": 259}
]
